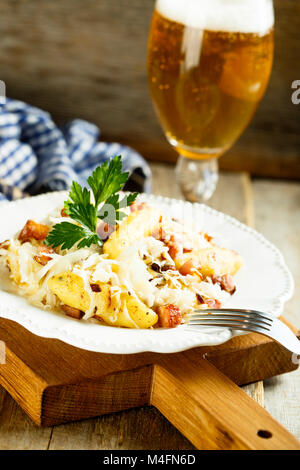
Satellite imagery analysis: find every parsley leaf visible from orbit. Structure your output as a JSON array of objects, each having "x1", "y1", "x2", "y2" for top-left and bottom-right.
[
  {"x1": 45, "y1": 155, "x2": 138, "y2": 250},
  {"x1": 46, "y1": 222, "x2": 100, "y2": 250},
  {"x1": 67, "y1": 181, "x2": 91, "y2": 207},
  {"x1": 87, "y1": 155, "x2": 129, "y2": 207},
  {"x1": 66, "y1": 202, "x2": 97, "y2": 232}
]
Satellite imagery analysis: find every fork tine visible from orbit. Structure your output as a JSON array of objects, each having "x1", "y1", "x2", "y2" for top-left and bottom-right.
[
  {"x1": 186, "y1": 320, "x2": 271, "y2": 334},
  {"x1": 187, "y1": 316, "x2": 271, "y2": 332},
  {"x1": 192, "y1": 308, "x2": 274, "y2": 322},
  {"x1": 188, "y1": 313, "x2": 272, "y2": 328}
]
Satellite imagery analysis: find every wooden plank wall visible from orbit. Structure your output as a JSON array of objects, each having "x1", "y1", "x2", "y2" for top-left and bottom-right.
[{"x1": 0, "y1": 0, "x2": 299, "y2": 178}]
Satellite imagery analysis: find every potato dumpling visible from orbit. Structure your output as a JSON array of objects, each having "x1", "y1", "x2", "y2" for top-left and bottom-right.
[
  {"x1": 96, "y1": 292, "x2": 158, "y2": 329},
  {"x1": 175, "y1": 247, "x2": 243, "y2": 277},
  {"x1": 48, "y1": 272, "x2": 158, "y2": 329},
  {"x1": 103, "y1": 207, "x2": 162, "y2": 258},
  {"x1": 48, "y1": 272, "x2": 90, "y2": 311}
]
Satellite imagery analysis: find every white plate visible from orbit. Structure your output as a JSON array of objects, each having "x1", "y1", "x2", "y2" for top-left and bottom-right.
[{"x1": 0, "y1": 192, "x2": 294, "y2": 354}]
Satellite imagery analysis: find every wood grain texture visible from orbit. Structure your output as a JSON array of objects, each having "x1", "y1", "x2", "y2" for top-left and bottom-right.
[
  {"x1": 243, "y1": 382, "x2": 264, "y2": 408},
  {"x1": 0, "y1": 0, "x2": 299, "y2": 178},
  {"x1": 0, "y1": 387, "x2": 194, "y2": 450},
  {"x1": 0, "y1": 387, "x2": 51, "y2": 450},
  {"x1": 46, "y1": 407, "x2": 195, "y2": 450},
  {"x1": 253, "y1": 179, "x2": 300, "y2": 440},
  {"x1": 152, "y1": 357, "x2": 300, "y2": 450},
  {"x1": 0, "y1": 315, "x2": 299, "y2": 447}
]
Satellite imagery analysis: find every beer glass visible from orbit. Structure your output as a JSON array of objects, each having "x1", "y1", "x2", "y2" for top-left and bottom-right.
[{"x1": 147, "y1": 0, "x2": 274, "y2": 201}]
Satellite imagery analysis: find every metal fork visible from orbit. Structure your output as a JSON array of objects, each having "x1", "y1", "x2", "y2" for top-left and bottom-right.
[{"x1": 186, "y1": 308, "x2": 300, "y2": 356}]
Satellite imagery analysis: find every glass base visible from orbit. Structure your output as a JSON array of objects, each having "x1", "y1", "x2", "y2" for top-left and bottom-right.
[{"x1": 175, "y1": 155, "x2": 219, "y2": 203}]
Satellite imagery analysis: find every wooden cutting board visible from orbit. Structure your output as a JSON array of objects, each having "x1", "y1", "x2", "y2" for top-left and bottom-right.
[{"x1": 0, "y1": 316, "x2": 299, "y2": 450}]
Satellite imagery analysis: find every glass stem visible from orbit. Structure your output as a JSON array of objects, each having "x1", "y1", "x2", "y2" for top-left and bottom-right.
[{"x1": 175, "y1": 155, "x2": 219, "y2": 203}]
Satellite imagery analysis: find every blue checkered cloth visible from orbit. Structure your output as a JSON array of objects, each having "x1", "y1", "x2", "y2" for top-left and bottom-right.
[{"x1": 0, "y1": 98, "x2": 152, "y2": 202}]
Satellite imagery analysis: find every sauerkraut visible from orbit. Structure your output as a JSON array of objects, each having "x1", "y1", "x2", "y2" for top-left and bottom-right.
[{"x1": 0, "y1": 201, "x2": 242, "y2": 329}]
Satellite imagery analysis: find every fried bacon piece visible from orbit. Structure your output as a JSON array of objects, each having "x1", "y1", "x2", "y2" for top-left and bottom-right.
[
  {"x1": 196, "y1": 294, "x2": 221, "y2": 308},
  {"x1": 179, "y1": 259, "x2": 196, "y2": 276},
  {"x1": 34, "y1": 245, "x2": 55, "y2": 266},
  {"x1": 18, "y1": 220, "x2": 49, "y2": 243},
  {"x1": 156, "y1": 304, "x2": 182, "y2": 328},
  {"x1": 155, "y1": 232, "x2": 193, "y2": 260},
  {"x1": 211, "y1": 274, "x2": 236, "y2": 295},
  {"x1": 0, "y1": 240, "x2": 9, "y2": 250},
  {"x1": 205, "y1": 299, "x2": 222, "y2": 309},
  {"x1": 130, "y1": 202, "x2": 148, "y2": 212},
  {"x1": 90, "y1": 283, "x2": 101, "y2": 292},
  {"x1": 61, "y1": 304, "x2": 84, "y2": 320},
  {"x1": 196, "y1": 293, "x2": 205, "y2": 304}
]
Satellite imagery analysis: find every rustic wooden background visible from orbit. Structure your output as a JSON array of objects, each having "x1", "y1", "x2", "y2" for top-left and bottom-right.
[{"x1": 0, "y1": 0, "x2": 299, "y2": 178}]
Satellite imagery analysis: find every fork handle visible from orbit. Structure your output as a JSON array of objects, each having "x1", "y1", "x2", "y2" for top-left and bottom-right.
[{"x1": 152, "y1": 355, "x2": 300, "y2": 450}]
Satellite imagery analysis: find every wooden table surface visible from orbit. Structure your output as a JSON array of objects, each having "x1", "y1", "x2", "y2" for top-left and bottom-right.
[{"x1": 0, "y1": 163, "x2": 299, "y2": 450}]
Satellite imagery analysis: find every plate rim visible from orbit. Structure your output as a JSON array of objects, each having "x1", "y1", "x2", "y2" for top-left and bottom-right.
[{"x1": 0, "y1": 191, "x2": 294, "y2": 354}]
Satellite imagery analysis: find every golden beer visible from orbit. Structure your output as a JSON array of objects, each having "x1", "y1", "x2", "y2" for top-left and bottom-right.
[{"x1": 147, "y1": 2, "x2": 274, "y2": 160}]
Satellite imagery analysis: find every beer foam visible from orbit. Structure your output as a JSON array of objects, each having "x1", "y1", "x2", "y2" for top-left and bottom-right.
[{"x1": 156, "y1": 0, "x2": 274, "y2": 34}]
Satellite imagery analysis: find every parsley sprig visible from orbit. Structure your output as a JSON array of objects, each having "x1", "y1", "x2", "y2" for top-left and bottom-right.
[{"x1": 45, "y1": 156, "x2": 138, "y2": 250}]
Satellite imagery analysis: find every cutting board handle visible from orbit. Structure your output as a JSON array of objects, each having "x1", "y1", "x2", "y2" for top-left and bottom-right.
[{"x1": 152, "y1": 355, "x2": 300, "y2": 450}]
